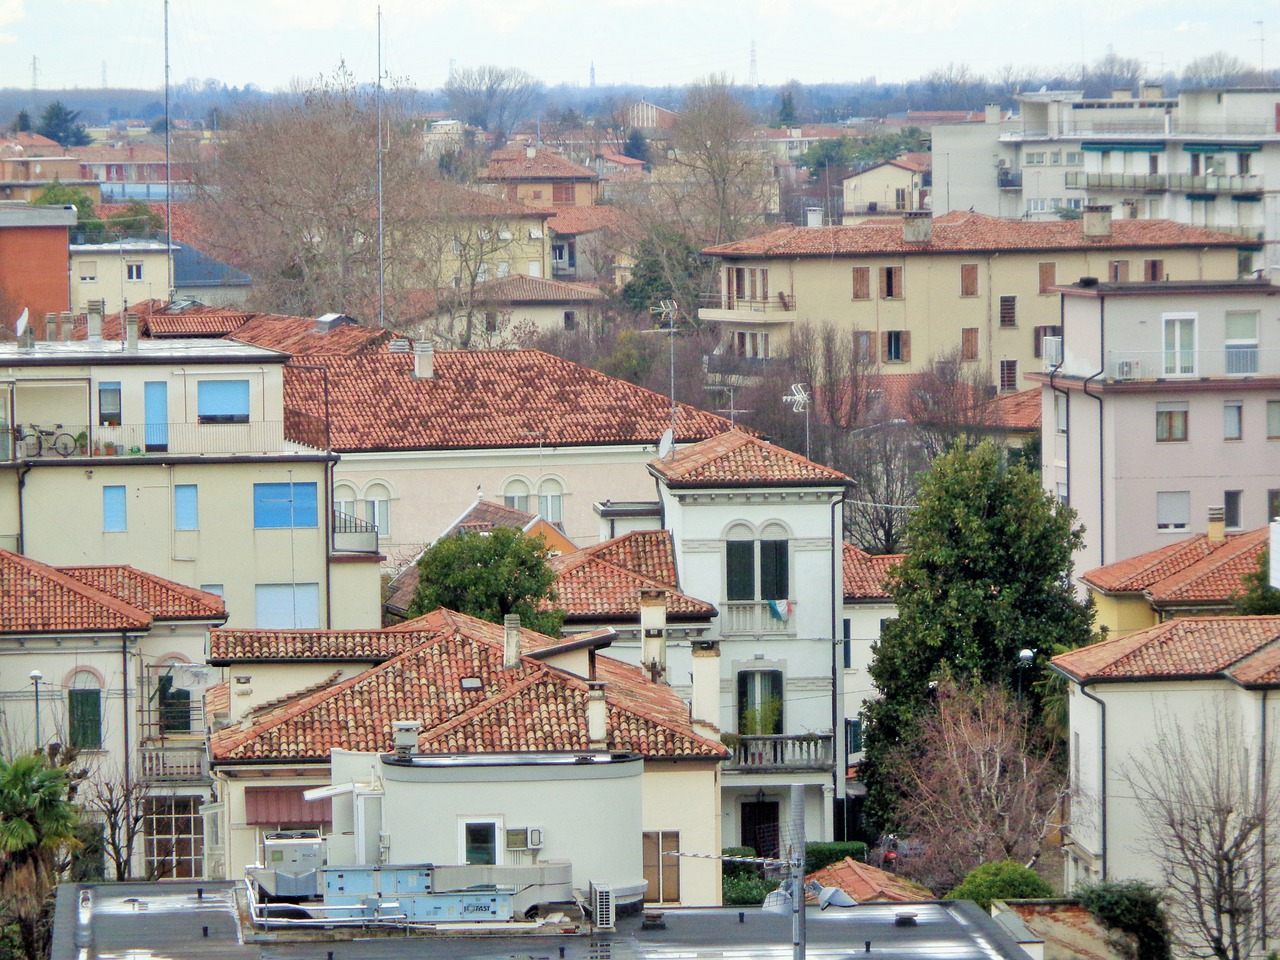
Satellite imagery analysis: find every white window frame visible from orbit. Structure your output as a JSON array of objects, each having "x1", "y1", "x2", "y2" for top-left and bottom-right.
[
  {"x1": 126, "y1": 261, "x2": 144, "y2": 281},
  {"x1": 458, "y1": 817, "x2": 504, "y2": 866},
  {"x1": 1156, "y1": 491, "x2": 1191, "y2": 532},
  {"x1": 1224, "y1": 311, "x2": 1259, "y2": 375},
  {"x1": 1223, "y1": 401, "x2": 1243, "y2": 441},
  {"x1": 1162, "y1": 312, "x2": 1197, "y2": 377}
]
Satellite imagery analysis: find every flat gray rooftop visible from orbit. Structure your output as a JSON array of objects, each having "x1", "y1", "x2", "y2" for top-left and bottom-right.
[{"x1": 0, "y1": 339, "x2": 286, "y2": 366}]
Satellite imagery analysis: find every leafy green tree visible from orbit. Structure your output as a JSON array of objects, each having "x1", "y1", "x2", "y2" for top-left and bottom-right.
[
  {"x1": 407, "y1": 527, "x2": 564, "y2": 637},
  {"x1": 12, "y1": 110, "x2": 30, "y2": 133},
  {"x1": 947, "y1": 861, "x2": 1053, "y2": 909},
  {"x1": 622, "y1": 130, "x2": 650, "y2": 165},
  {"x1": 1075, "y1": 880, "x2": 1173, "y2": 960},
  {"x1": 104, "y1": 200, "x2": 164, "y2": 239},
  {"x1": 35, "y1": 101, "x2": 91, "y2": 148},
  {"x1": 776, "y1": 91, "x2": 798, "y2": 127},
  {"x1": 797, "y1": 129, "x2": 925, "y2": 173},
  {"x1": 861, "y1": 441, "x2": 1093, "y2": 827},
  {"x1": 1233, "y1": 547, "x2": 1280, "y2": 615},
  {"x1": 0, "y1": 753, "x2": 80, "y2": 960},
  {"x1": 32, "y1": 182, "x2": 104, "y2": 241},
  {"x1": 619, "y1": 226, "x2": 708, "y2": 317}
]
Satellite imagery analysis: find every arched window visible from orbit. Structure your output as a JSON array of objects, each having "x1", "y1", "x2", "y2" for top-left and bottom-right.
[
  {"x1": 333, "y1": 483, "x2": 357, "y2": 519},
  {"x1": 504, "y1": 479, "x2": 531, "y2": 513},
  {"x1": 725, "y1": 523, "x2": 790, "y2": 602},
  {"x1": 68, "y1": 671, "x2": 103, "y2": 750},
  {"x1": 537, "y1": 478, "x2": 564, "y2": 524},
  {"x1": 363, "y1": 482, "x2": 391, "y2": 538}
]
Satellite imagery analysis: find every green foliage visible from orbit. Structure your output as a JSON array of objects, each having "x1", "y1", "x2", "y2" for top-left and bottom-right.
[
  {"x1": 622, "y1": 130, "x2": 650, "y2": 165},
  {"x1": 797, "y1": 129, "x2": 925, "y2": 172},
  {"x1": 407, "y1": 527, "x2": 564, "y2": 637},
  {"x1": 104, "y1": 200, "x2": 164, "y2": 237},
  {"x1": 861, "y1": 441, "x2": 1093, "y2": 827},
  {"x1": 35, "y1": 101, "x2": 91, "y2": 148},
  {"x1": 947, "y1": 861, "x2": 1053, "y2": 910},
  {"x1": 804, "y1": 842, "x2": 866, "y2": 873},
  {"x1": 12, "y1": 110, "x2": 30, "y2": 133},
  {"x1": 739, "y1": 696, "x2": 782, "y2": 735},
  {"x1": 597, "y1": 330, "x2": 661, "y2": 385},
  {"x1": 619, "y1": 227, "x2": 707, "y2": 315},
  {"x1": 1075, "y1": 880, "x2": 1173, "y2": 960},
  {"x1": 1233, "y1": 547, "x2": 1280, "y2": 615},
  {"x1": 723, "y1": 872, "x2": 778, "y2": 905},
  {"x1": 721, "y1": 846, "x2": 758, "y2": 878},
  {"x1": 776, "y1": 92, "x2": 798, "y2": 127}
]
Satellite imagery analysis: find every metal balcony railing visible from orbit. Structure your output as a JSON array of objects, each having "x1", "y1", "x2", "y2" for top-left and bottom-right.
[
  {"x1": 1105, "y1": 346, "x2": 1278, "y2": 380},
  {"x1": 725, "y1": 734, "x2": 834, "y2": 773},
  {"x1": 1065, "y1": 171, "x2": 1264, "y2": 194},
  {"x1": 997, "y1": 169, "x2": 1023, "y2": 189},
  {"x1": 4, "y1": 420, "x2": 293, "y2": 461},
  {"x1": 332, "y1": 509, "x2": 380, "y2": 554},
  {"x1": 700, "y1": 293, "x2": 797, "y2": 314}
]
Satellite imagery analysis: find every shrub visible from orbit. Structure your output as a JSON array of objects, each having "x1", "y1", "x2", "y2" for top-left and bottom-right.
[
  {"x1": 722, "y1": 873, "x2": 778, "y2": 905},
  {"x1": 805, "y1": 841, "x2": 867, "y2": 873},
  {"x1": 1075, "y1": 880, "x2": 1172, "y2": 960},
  {"x1": 947, "y1": 861, "x2": 1053, "y2": 910},
  {"x1": 721, "y1": 846, "x2": 758, "y2": 879}
]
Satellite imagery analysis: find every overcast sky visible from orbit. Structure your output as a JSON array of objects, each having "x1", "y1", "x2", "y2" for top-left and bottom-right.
[{"x1": 1, "y1": 0, "x2": 1274, "y2": 94}]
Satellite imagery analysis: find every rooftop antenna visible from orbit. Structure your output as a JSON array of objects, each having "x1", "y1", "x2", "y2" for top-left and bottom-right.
[
  {"x1": 650, "y1": 299, "x2": 679, "y2": 434},
  {"x1": 377, "y1": 5, "x2": 386, "y2": 329},
  {"x1": 783, "y1": 383, "x2": 811, "y2": 458},
  {"x1": 164, "y1": 0, "x2": 173, "y2": 300},
  {"x1": 1259, "y1": 21, "x2": 1267, "y2": 82}
]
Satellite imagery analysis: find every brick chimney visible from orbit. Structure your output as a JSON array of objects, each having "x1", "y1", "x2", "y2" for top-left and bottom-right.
[
  {"x1": 1207, "y1": 505, "x2": 1226, "y2": 544},
  {"x1": 902, "y1": 211, "x2": 932, "y2": 243},
  {"x1": 413, "y1": 340, "x2": 434, "y2": 379},
  {"x1": 639, "y1": 588, "x2": 668, "y2": 683},
  {"x1": 587, "y1": 681, "x2": 608, "y2": 749},
  {"x1": 1083, "y1": 204, "x2": 1113, "y2": 239},
  {"x1": 503, "y1": 614, "x2": 522, "y2": 669}
]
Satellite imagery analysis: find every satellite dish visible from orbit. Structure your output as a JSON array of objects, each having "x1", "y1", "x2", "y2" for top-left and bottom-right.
[
  {"x1": 14, "y1": 308, "x2": 28, "y2": 337},
  {"x1": 761, "y1": 887, "x2": 791, "y2": 915},
  {"x1": 818, "y1": 886, "x2": 857, "y2": 910},
  {"x1": 657, "y1": 427, "x2": 675, "y2": 460}
]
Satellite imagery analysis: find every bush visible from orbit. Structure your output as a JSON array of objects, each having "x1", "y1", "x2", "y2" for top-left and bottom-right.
[
  {"x1": 722, "y1": 873, "x2": 778, "y2": 905},
  {"x1": 721, "y1": 846, "x2": 758, "y2": 878},
  {"x1": 805, "y1": 841, "x2": 867, "y2": 873},
  {"x1": 1075, "y1": 880, "x2": 1172, "y2": 960},
  {"x1": 947, "y1": 861, "x2": 1053, "y2": 910}
]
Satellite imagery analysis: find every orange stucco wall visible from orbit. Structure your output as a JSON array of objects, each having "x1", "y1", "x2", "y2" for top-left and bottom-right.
[{"x1": 0, "y1": 225, "x2": 70, "y2": 328}]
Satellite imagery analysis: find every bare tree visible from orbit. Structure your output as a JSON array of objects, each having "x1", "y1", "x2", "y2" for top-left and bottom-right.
[
  {"x1": 1182, "y1": 52, "x2": 1256, "y2": 89},
  {"x1": 79, "y1": 770, "x2": 178, "y2": 881},
  {"x1": 886, "y1": 674, "x2": 1063, "y2": 892},
  {"x1": 1124, "y1": 705, "x2": 1280, "y2": 960},
  {"x1": 907, "y1": 348, "x2": 995, "y2": 460},
  {"x1": 444, "y1": 66, "x2": 542, "y2": 145},
  {"x1": 846, "y1": 419, "x2": 924, "y2": 554}
]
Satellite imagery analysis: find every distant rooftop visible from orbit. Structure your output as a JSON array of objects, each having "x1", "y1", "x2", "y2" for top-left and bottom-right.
[
  {"x1": 0, "y1": 203, "x2": 77, "y2": 228},
  {"x1": 0, "y1": 338, "x2": 287, "y2": 366}
]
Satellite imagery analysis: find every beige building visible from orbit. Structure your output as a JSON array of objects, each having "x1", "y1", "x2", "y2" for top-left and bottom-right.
[
  {"x1": 700, "y1": 208, "x2": 1253, "y2": 392},
  {"x1": 70, "y1": 240, "x2": 173, "y2": 314},
  {"x1": 478, "y1": 146, "x2": 601, "y2": 209},
  {"x1": 0, "y1": 330, "x2": 382, "y2": 629},
  {"x1": 841, "y1": 153, "x2": 931, "y2": 221}
]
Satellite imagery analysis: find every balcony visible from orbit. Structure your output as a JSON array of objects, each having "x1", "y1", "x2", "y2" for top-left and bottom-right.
[
  {"x1": 997, "y1": 169, "x2": 1023, "y2": 189},
  {"x1": 1105, "y1": 346, "x2": 1280, "y2": 381},
  {"x1": 724, "y1": 734, "x2": 834, "y2": 773},
  {"x1": 1065, "y1": 171, "x2": 1264, "y2": 195},
  {"x1": 139, "y1": 744, "x2": 207, "y2": 783},
  {"x1": 720, "y1": 600, "x2": 797, "y2": 637},
  {"x1": 332, "y1": 509, "x2": 380, "y2": 554},
  {"x1": 4, "y1": 420, "x2": 291, "y2": 462},
  {"x1": 698, "y1": 293, "x2": 797, "y2": 325}
]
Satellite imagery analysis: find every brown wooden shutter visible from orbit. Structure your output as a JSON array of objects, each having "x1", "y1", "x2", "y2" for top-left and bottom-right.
[
  {"x1": 900, "y1": 331, "x2": 912, "y2": 363},
  {"x1": 760, "y1": 268, "x2": 768, "y2": 301},
  {"x1": 961, "y1": 263, "x2": 978, "y2": 297},
  {"x1": 962, "y1": 327, "x2": 979, "y2": 360},
  {"x1": 880, "y1": 331, "x2": 890, "y2": 361},
  {"x1": 852, "y1": 266, "x2": 870, "y2": 300},
  {"x1": 1038, "y1": 261, "x2": 1057, "y2": 294}
]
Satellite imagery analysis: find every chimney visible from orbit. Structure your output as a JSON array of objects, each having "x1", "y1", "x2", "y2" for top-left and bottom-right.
[
  {"x1": 984, "y1": 102, "x2": 1001, "y2": 124},
  {"x1": 587, "y1": 681, "x2": 608, "y2": 749},
  {"x1": 902, "y1": 210, "x2": 933, "y2": 244},
  {"x1": 689, "y1": 640, "x2": 722, "y2": 741},
  {"x1": 59, "y1": 312, "x2": 73, "y2": 341},
  {"x1": 1139, "y1": 83, "x2": 1164, "y2": 100},
  {"x1": 1082, "y1": 204, "x2": 1113, "y2": 239},
  {"x1": 639, "y1": 588, "x2": 668, "y2": 683},
  {"x1": 43, "y1": 313, "x2": 57, "y2": 341},
  {"x1": 1207, "y1": 505, "x2": 1226, "y2": 544},
  {"x1": 525, "y1": 144, "x2": 536, "y2": 160},
  {"x1": 503, "y1": 613, "x2": 522, "y2": 669},
  {"x1": 125, "y1": 313, "x2": 139, "y2": 352},
  {"x1": 1111, "y1": 88, "x2": 1133, "y2": 101},
  {"x1": 87, "y1": 300, "x2": 103, "y2": 341},
  {"x1": 391, "y1": 719, "x2": 421, "y2": 759},
  {"x1": 413, "y1": 340, "x2": 434, "y2": 379}
]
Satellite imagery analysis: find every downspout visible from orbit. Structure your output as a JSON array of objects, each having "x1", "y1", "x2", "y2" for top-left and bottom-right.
[
  {"x1": 1081, "y1": 293, "x2": 1106, "y2": 565},
  {"x1": 121, "y1": 632, "x2": 131, "y2": 791},
  {"x1": 1048, "y1": 292, "x2": 1068, "y2": 501},
  {"x1": 1261, "y1": 688, "x2": 1270, "y2": 956},
  {"x1": 16, "y1": 463, "x2": 31, "y2": 553},
  {"x1": 830, "y1": 487, "x2": 846, "y2": 840},
  {"x1": 323, "y1": 459, "x2": 334, "y2": 628},
  {"x1": 1079, "y1": 680, "x2": 1107, "y2": 880}
]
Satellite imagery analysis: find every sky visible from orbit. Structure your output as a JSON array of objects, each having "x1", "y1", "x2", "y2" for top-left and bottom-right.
[{"x1": 0, "y1": 0, "x2": 1275, "y2": 94}]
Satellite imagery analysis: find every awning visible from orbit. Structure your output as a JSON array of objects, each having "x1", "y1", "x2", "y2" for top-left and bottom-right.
[
  {"x1": 245, "y1": 785, "x2": 332, "y2": 826},
  {"x1": 302, "y1": 781, "x2": 378, "y2": 801},
  {"x1": 1082, "y1": 141, "x2": 1163, "y2": 153},
  {"x1": 1182, "y1": 143, "x2": 1261, "y2": 153}
]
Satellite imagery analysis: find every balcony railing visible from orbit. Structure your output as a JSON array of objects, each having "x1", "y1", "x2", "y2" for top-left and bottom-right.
[
  {"x1": 725, "y1": 734, "x2": 834, "y2": 773},
  {"x1": 997, "y1": 169, "x2": 1023, "y2": 189},
  {"x1": 721, "y1": 600, "x2": 797, "y2": 637},
  {"x1": 701, "y1": 293, "x2": 797, "y2": 314},
  {"x1": 1105, "y1": 346, "x2": 1279, "y2": 381},
  {"x1": 5, "y1": 420, "x2": 291, "y2": 461},
  {"x1": 332, "y1": 509, "x2": 380, "y2": 554},
  {"x1": 139, "y1": 744, "x2": 207, "y2": 783},
  {"x1": 1065, "y1": 171, "x2": 1264, "y2": 194}
]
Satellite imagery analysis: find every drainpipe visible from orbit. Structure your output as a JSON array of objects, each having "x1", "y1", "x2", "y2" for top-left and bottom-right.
[
  {"x1": 830, "y1": 485, "x2": 847, "y2": 841},
  {"x1": 16, "y1": 463, "x2": 31, "y2": 553},
  {"x1": 1048, "y1": 291, "x2": 1069, "y2": 505},
  {"x1": 1261, "y1": 688, "x2": 1270, "y2": 956},
  {"x1": 1079, "y1": 680, "x2": 1107, "y2": 880},
  {"x1": 1081, "y1": 292, "x2": 1106, "y2": 565},
  {"x1": 121, "y1": 632, "x2": 132, "y2": 791}
]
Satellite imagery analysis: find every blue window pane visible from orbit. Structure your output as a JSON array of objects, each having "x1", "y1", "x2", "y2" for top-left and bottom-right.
[
  {"x1": 174, "y1": 484, "x2": 198, "y2": 530},
  {"x1": 253, "y1": 482, "x2": 318, "y2": 528},
  {"x1": 197, "y1": 380, "x2": 250, "y2": 424},
  {"x1": 103, "y1": 485, "x2": 126, "y2": 532}
]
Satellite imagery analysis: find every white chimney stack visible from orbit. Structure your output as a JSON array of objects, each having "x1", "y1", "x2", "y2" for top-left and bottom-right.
[
  {"x1": 87, "y1": 300, "x2": 103, "y2": 341},
  {"x1": 503, "y1": 614, "x2": 522, "y2": 669},
  {"x1": 413, "y1": 340, "x2": 434, "y2": 379},
  {"x1": 587, "y1": 681, "x2": 608, "y2": 749},
  {"x1": 639, "y1": 588, "x2": 668, "y2": 683},
  {"x1": 525, "y1": 144, "x2": 536, "y2": 160},
  {"x1": 125, "y1": 313, "x2": 139, "y2": 352},
  {"x1": 902, "y1": 211, "x2": 932, "y2": 243},
  {"x1": 392, "y1": 719, "x2": 421, "y2": 759},
  {"x1": 689, "y1": 639, "x2": 722, "y2": 740},
  {"x1": 1083, "y1": 204, "x2": 1113, "y2": 238}
]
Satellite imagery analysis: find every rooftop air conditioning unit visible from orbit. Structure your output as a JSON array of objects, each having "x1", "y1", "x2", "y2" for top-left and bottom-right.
[
  {"x1": 1114, "y1": 359, "x2": 1139, "y2": 380},
  {"x1": 589, "y1": 881, "x2": 615, "y2": 930}
]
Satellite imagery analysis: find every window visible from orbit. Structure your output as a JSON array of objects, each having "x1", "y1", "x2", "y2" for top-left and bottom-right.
[
  {"x1": 643, "y1": 832, "x2": 680, "y2": 903},
  {"x1": 996, "y1": 296, "x2": 1017, "y2": 328},
  {"x1": 103, "y1": 485, "x2": 127, "y2": 532},
  {"x1": 528, "y1": 260, "x2": 542, "y2": 277},
  {"x1": 196, "y1": 380, "x2": 250, "y2": 424},
  {"x1": 333, "y1": 482, "x2": 356, "y2": 519},
  {"x1": 1066, "y1": 151, "x2": 1084, "y2": 165},
  {"x1": 537, "y1": 478, "x2": 563, "y2": 524},
  {"x1": 1049, "y1": 151, "x2": 1061, "y2": 165},
  {"x1": 253, "y1": 482, "x2": 318, "y2": 528},
  {"x1": 1270, "y1": 401, "x2": 1280, "y2": 439},
  {"x1": 879, "y1": 265, "x2": 903, "y2": 300},
  {"x1": 851, "y1": 266, "x2": 870, "y2": 300},
  {"x1": 1163, "y1": 314, "x2": 1196, "y2": 376},
  {"x1": 725, "y1": 527, "x2": 788, "y2": 602},
  {"x1": 726, "y1": 538, "x2": 755, "y2": 600},
  {"x1": 484, "y1": 311, "x2": 498, "y2": 333},
  {"x1": 200, "y1": 584, "x2": 224, "y2": 597},
  {"x1": 759, "y1": 539, "x2": 789, "y2": 601},
  {"x1": 79, "y1": 260, "x2": 97, "y2": 282},
  {"x1": 363, "y1": 482, "x2": 391, "y2": 537},
  {"x1": 1156, "y1": 402, "x2": 1189, "y2": 442},
  {"x1": 1056, "y1": 482, "x2": 1069, "y2": 504},
  {"x1": 68, "y1": 674, "x2": 102, "y2": 750},
  {"x1": 174, "y1": 484, "x2": 198, "y2": 530},
  {"x1": 1224, "y1": 490, "x2": 1243, "y2": 530},
  {"x1": 1269, "y1": 489, "x2": 1280, "y2": 521},
  {"x1": 254, "y1": 583, "x2": 321, "y2": 628},
  {"x1": 1144, "y1": 258, "x2": 1164, "y2": 281},
  {"x1": 552, "y1": 182, "x2": 575, "y2": 205},
  {"x1": 1063, "y1": 197, "x2": 1084, "y2": 211},
  {"x1": 883, "y1": 330, "x2": 909, "y2": 362},
  {"x1": 496, "y1": 260, "x2": 510, "y2": 278},
  {"x1": 854, "y1": 330, "x2": 877, "y2": 363},
  {"x1": 1055, "y1": 394, "x2": 1068, "y2": 434},
  {"x1": 845, "y1": 718, "x2": 863, "y2": 754},
  {"x1": 1108, "y1": 259, "x2": 1130, "y2": 282},
  {"x1": 1224, "y1": 402, "x2": 1243, "y2": 440},
  {"x1": 961, "y1": 327, "x2": 979, "y2": 361},
  {"x1": 461, "y1": 819, "x2": 501, "y2": 865},
  {"x1": 734, "y1": 331, "x2": 770, "y2": 359},
  {"x1": 737, "y1": 670, "x2": 783, "y2": 734},
  {"x1": 126, "y1": 262, "x2": 143, "y2": 281},
  {"x1": 1024, "y1": 152, "x2": 1046, "y2": 165},
  {"x1": 1038, "y1": 262, "x2": 1057, "y2": 294},
  {"x1": 960, "y1": 263, "x2": 979, "y2": 297},
  {"x1": 504, "y1": 479, "x2": 530, "y2": 513},
  {"x1": 1033, "y1": 325, "x2": 1062, "y2": 358},
  {"x1": 1027, "y1": 198, "x2": 1047, "y2": 213},
  {"x1": 528, "y1": 226, "x2": 543, "y2": 239},
  {"x1": 98, "y1": 381, "x2": 122, "y2": 427},
  {"x1": 563, "y1": 310, "x2": 577, "y2": 332},
  {"x1": 842, "y1": 619, "x2": 852, "y2": 669},
  {"x1": 1225, "y1": 311, "x2": 1259, "y2": 375},
  {"x1": 999, "y1": 359, "x2": 1018, "y2": 392},
  {"x1": 1157, "y1": 491, "x2": 1191, "y2": 531},
  {"x1": 144, "y1": 796, "x2": 203, "y2": 879}
]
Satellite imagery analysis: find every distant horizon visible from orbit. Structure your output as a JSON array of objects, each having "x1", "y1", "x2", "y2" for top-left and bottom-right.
[{"x1": 0, "y1": 1, "x2": 1272, "y2": 96}]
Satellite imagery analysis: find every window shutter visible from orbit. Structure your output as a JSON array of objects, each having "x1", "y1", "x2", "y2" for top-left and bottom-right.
[
  {"x1": 999, "y1": 296, "x2": 1017, "y2": 326},
  {"x1": 726, "y1": 541, "x2": 755, "y2": 600},
  {"x1": 962, "y1": 327, "x2": 979, "y2": 360},
  {"x1": 960, "y1": 263, "x2": 978, "y2": 297},
  {"x1": 900, "y1": 331, "x2": 912, "y2": 363},
  {"x1": 880, "y1": 331, "x2": 890, "y2": 361},
  {"x1": 765, "y1": 672, "x2": 784, "y2": 733},
  {"x1": 852, "y1": 267, "x2": 870, "y2": 300},
  {"x1": 69, "y1": 689, "x2": 102, "y2": 749},
  {"x1": 759, "y1": 540, "x2": 789, "y2": 601},
  {"x1": 760, "y1": 269, "x2": 768, "y2": 301},
  {"x1": 1038, "y1": 261, "x2": 1057, "y2": 294}
]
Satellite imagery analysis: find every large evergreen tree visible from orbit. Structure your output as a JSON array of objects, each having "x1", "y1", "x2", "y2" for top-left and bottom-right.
[{"x1": 35, "y1": 101, "x2": 91, "y2": 148}]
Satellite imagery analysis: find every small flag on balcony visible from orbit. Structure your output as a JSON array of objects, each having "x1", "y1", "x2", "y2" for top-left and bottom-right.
[{"x1": 768, "y1": 599, "x2": 791, "y2": 622}]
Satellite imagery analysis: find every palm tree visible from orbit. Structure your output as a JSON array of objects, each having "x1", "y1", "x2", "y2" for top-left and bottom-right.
[{"x1": 0, "y1": 753, "x2": 79, "y2": 960}]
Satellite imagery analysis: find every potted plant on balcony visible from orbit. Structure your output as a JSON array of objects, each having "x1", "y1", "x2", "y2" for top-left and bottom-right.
[
  {"x1": 74, "y1": 431, "x2": 88, "y2": 454},
  {"x1": 103, "y1": 440, "x2": 116, "y2": 456}
]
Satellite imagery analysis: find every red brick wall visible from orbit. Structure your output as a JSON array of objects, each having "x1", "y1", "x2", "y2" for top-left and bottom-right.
[{"x1": 0, "y1": 225, "x2": 69, "y2": 333}]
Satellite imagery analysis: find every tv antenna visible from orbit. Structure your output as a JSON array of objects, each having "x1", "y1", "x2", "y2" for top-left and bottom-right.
[
  {"x1": 782, "y1": 382, "x2": 811, "y2": 458},
  {"x1": 649, "y1": 299, "x2": 679, "y2": 434}
]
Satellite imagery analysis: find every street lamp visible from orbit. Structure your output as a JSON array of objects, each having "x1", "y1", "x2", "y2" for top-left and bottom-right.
[
  {"x1": 29, "y1": 669, "x2": 43, "y2": 749},
  {"x1": 1016, "y1": 648, "x2": 1035, "y2": 700}
]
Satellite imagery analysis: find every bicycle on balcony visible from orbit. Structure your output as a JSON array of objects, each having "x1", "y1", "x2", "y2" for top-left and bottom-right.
[{"x1": 16, "y1": 423, "x2": 77, "y2": 458}]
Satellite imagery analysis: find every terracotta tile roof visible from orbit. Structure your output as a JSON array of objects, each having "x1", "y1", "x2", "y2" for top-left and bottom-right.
[
  {"x1": 57, "y1": 566, "x2": 226, "y2": 621},
  {"x1": 229, "y1": 314, "x2": 390, "y2": 356},
  {"x1": 703, "y1": 211, "x2": 1250, "y2": 258},
  {"x1": 807, "y1": 857, "x2": 933, "y2": 902},
  {"x1": 1051, "y1": 615, "x2": 1280, "y2": 683},
  {"x1": 575, "y1": 530, "x2": 681, "y2": 586},
  {"x1": 210, "y1": 608, "x2": 726, "y2": 762},
  {"x1": 0, "y1": 549, "x2": 151, "y2": 634},
  {"x1": 843, "y1": 544, "x2": 902, "y2": 602},
  {"x1": 471, "y1": 274, "x2": 607, "y2": 304},
  {"x1": 649, "y1": 430, "x2": 850, "y2": 488},
  {"x1": 209, "y1": 629, "x2": 416, "y2": 664},
  {"x1": 204, "y1": 681, "x2": 230, "y2": 718},
  {"x1": 1083, "y1": 528, "x2": 1267, "y2": 606},
  {"x1": 988, "y1": 388, "x2": 1042, "y2": 430},
  {"x1": 481, "y1": 150, "x2": 599, "y2": 182},
  {"x1": 283, "y1": 348, "x2": 734, "y2": 452},
  {"x1": 547, "y1": 205, "x2": 629, "y2": 236},
  {"x1": 144, "y1": 314, "x2": 253, "y2": 337},
  {"x1": 423, "y1": 179, "x2": 549, "y2": 218},
  {"x1": 551, "y1": 532, "x2": 715, "y2": 622}
]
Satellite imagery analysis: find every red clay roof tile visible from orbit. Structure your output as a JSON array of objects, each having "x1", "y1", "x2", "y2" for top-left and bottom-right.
[
  {"x1": 843, "y1": 544, "x2": 901, "y2": 601},
  {"x1": 57, "y1": 566, "x2": 225, "y2": 621},
  {"x1": 649, "y1": 430, "x2": 850, "y2": 487},
  {"x1": 480, "y1": 150, "x2": 599, "y2": 182},
  {"x1": 1083, "y1": 528, "x2": 1267, "y2": 605},
  {"x1": 0, "y1": 550, "x2": 151, "y2": 633}
]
